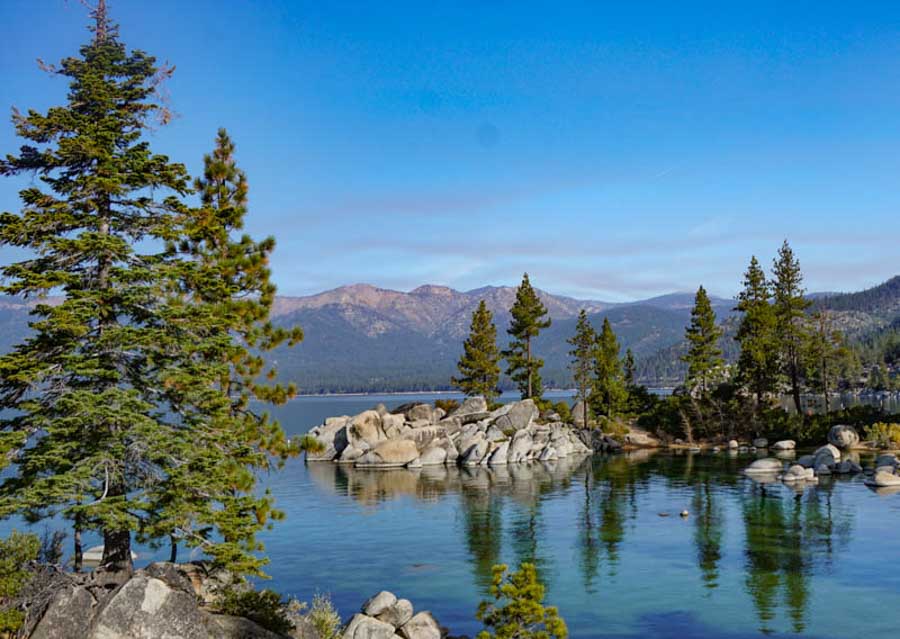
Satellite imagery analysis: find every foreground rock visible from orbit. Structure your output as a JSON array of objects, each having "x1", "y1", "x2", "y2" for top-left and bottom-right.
[
  {"x1": 744, "y1": 458, "x2": 784, "y2": 474},
  {"x1": 306, "y1": 398, "x2": 591, "y2": 469},
  {"x1": 22, "y1": 562, "x2": 317, "y2": 639},
  {"x1": 344, "y1": 590, "x2": 455, "y2": 639}
]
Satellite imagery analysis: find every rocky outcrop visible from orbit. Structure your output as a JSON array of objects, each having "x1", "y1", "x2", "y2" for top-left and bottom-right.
[
  {"x1": 828, "y1": 425, "x2": 860, "y2": 450},
  {"x1": 306, "y1": 398, "x2": 591, "y2": 469},
  {"x1": 344, "y1": 591, "x2": 453, "y2": 639},
  {"x1": 22, "y1": 562, "x2": 318, "y2": 639}
]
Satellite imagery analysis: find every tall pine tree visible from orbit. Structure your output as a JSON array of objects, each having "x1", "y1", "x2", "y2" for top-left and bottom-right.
[
  {"x1": 591, "y1": 318, "x2": 626, "y2": 418},
  {"x1": 453, "y1": 300, "x2": 502, "y2": 404},
  {"x1": 568, "y1": 310, "x2": 596, "y2": 428},
  {"x1": 503, "y1": 274, "x2": 551, "y2": 400},
  {"x1": 682, "y1": 286, "x2": 724, "y2": 393},
  {"x1": 772, "y1": 240, "x2": 810, "y2": 414},
  {"x1": 734, "y1": 256, "x2": 778, "y2": 409},
  {"x1": 139, "y1": 129, "x2": 303, "y2": 576},
  {"x1": 0, "y1": 3, "x2": 191, "y2": 574}
]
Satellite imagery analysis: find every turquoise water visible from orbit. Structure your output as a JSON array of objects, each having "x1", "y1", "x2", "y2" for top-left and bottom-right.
[{"x1": 4, "y1": 392, "x2": 900, "y2": 638}]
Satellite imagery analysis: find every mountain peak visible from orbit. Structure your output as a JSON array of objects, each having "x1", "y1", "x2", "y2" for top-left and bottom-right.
[{"x1": 410, "y1": 284, "x2": 458, "y2": 297}]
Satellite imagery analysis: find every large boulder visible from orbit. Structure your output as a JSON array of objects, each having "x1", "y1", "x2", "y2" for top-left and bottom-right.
[
  {"x1": 753, "y1": 438, "x2": 769, "y2": 449},
  {"x1": 363, "y1": 591, "x2": 398, "y2": 616},
  {"x1": 450, "y1": 396, "x2": 488, "y2": 417},
  {"x1": 771, "y1": 440, "x2": 796, "y2": 451},
  {"x1": 487, "y1": 440, "x2": 510, "y2": 465},
  {"x1": 91, "y1": 575, "x2": 215, "y2": 639},
  {"x1": 356, "y1": 439, "x2": 419, "y2": 467},
  {"x1": 781, "y1": 464, "x2": 816, "y2": 482},
  {"x1": 461, "y1": 438, "x2": 490, "y2": 465},
  {"x1": 348, "y1": 411, "x2": 384, "y2": 448},
  {"x1": 398, "y1": 611, "x2": 442, "y2": 639},
  {"x1": 375, "y1": 598, "x2": 414, "y2": 628},
  {"x1": 508, "y1": 431, "x2": 533, "y2": 463},
  {"x1": 210, "y1": 614, "x2": 287, "y2": 639},
  {"x1": 343, "y1": 613, "x2": 396, "y2": 639},
  {"x1": 393, "y1": 403, "x2": 435, "y2": 423},
  {"x1": 814, "y1": 444, "x2": 841, "y2": 466},
  {"x1": 868, "y1": 470, "x2": 900, "y2": 488},
  {"x1": 571, "y1": 400, "x2": 589, "y2": 428},
  {"x1": 744, "y1": 458, "x2": 784, "y2": 474},
  {"x1": 492, "y1": 400, "x2": 538, "y2": 432},
  {"x1": 306, "y1": 416, "x2": 351, "y2": 461},
  {"x1": 381, "y1": 413, "x2": 406, "y2": 439},
  {"x1": 418, "y1": 445, "x2": 448, "y2": 466},
  {"x1": 30, "y1": 584, "x2": 96, "y2": 639},
  {"x1": 828, "y1": 425, "x2": 860, "y2": 450},
  {"x1": 623, "y1": 431, "x2": 657, "y2": 447}
]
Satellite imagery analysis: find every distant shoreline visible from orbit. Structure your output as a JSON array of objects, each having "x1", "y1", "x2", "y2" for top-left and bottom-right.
[{"x1": 291, "y1": 387, "x2": 677, "y2": 399}]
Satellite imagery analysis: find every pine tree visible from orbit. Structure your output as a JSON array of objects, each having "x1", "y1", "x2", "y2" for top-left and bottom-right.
[
  {"x1": 682, "y1": 286, "x2": 724, "y2": 393},
  {"x1": 0, "y1": 4, "x2": 192, "y2": 574},
  {"x1": 772, "y1": 240, "x2": 810, "y2": 414},
  {"x1": 453, "y1": 300, "x2": 502, "y2": 404},
  {"x1": 568, "y1": 310, "x2": 596, "y2": 428},
  {"x1": 139, "y1": 129, "x2": 303, "y2": 575},
  {"x1": 591, "y1": 318, "x2": 626, "y2": 418},
  {"x1": 734, "y1": 256, "x2": 778, "y2": 409},
  {"x1": 623, "y1": 348, "x2": 636, "y2": 386},
  {"x1": 803, "y1": 310, "x2": 847, "y2": 413},
  {"x1": 503, "y1": 274, "x2": 551, "y2": 400}
]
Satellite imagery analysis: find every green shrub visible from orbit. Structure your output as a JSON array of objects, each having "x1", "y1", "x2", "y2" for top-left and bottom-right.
[
  {"x1": 307, "y1": 592, "x2": 342, "y2": 639},
  {"x1": 297, "y1": 434, "x2": 326, "y2": 454},
  {"x1": 218, "y1": 588, "x2": 294, "y2": 635},
  {"x1": 0, "y1": 531, "x2": 40, "y2": 633},
  {"x1": 552, "y1": 401, "x2": 572, "y2": 423},
  {"x1": 435, "y1": 398, "x2": 460, "y2": 414},
  {"x1": 866, "y1": 422, "x2": 900, "y2": 449},
  {"x1": 476, "y1": 562, "x2": 568, "y2": 639}
]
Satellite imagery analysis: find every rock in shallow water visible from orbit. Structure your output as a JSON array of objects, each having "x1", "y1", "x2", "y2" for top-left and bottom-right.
[
  {"x1": 827, "y1": 425, "x2": 860, "y2": 450},
  {"x1": 744, "y1": 458, "x2": 783, "y2": 474}
]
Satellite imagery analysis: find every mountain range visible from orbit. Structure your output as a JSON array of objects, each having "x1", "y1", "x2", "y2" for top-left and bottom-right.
[{"x1": 2, "y1": 276, "x2": 897, "y2": 393}]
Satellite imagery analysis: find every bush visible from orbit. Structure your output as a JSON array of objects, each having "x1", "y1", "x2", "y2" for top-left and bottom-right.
[
  {"x1": 0, "y1": 531, "x2": 40, "y2": 633},
  {"x1": 38, "y1": 527, "x2": 66, "y2": 565},
  {"x1": 476, "y1": 562, "x2": 567, "y2": 639},
  {"x1": 435, "y1": 398, "x2": 460, "y2": 414},
  {"x1": 552, "y1": 401, "x2": 572, "y2": 423},
  {"x1": 307, "y1": 592, "x2": 342, "y2": 639},
  {"x1": 218, "y1": 588, "x2": 294, "y2": 636},
  {"x1": 866, "y1": 422, "x2": 900, "y2": 449}
]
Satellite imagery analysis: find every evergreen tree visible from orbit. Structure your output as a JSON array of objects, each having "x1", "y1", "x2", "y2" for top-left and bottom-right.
[
  {"x1": 453, "y1": 300, "x2": 502, "y2": 404},
  {"x1": 734, "y1": 256, "x2": 778, "y2": 409},
  {"x1": 623, "y1": 348, "x2": 636, "y2": 386},
  {"x1": 682, "y1": 286, "x2": 724, "y2": 392},
  {"x1": 567, "y1": 310, "x2": 596, "y2": 428},
  {"x1": 503, "y1": 274, "x2": 551, "y2": 400},
  {"x1": 803, "y1": 311, "x2": 848, "y2": 412},
  {"x1": 772, "y1": 240, "x2": 810, "y2": 414},
  {"x1": 140, "y1": 129, "x2": 303, "y2": 575},
  {"x1": 0, "y1": 4, "x2": 192, "y2": 574},
  {"x1": 591, "y1": 318, "x2": 626, "y2": 417}
]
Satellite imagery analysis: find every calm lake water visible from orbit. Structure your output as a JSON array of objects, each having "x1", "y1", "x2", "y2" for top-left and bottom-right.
[{"x1": 4, "y1": 391, "x2": 900, "y2": 638}]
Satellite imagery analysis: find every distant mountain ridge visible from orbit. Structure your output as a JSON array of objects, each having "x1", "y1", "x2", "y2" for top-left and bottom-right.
[{"x1": 1, "y1": 277, "x2": 896, "y2": 392}]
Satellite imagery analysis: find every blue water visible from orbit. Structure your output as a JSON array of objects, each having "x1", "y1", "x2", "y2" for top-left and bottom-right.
[{"x1": 4, "y1": 392, "x2": 900, "y2": 638}]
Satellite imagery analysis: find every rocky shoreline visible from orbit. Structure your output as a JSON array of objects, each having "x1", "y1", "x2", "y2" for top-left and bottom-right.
[{"x1": 305, "y1": 397, "x2": 593, "y2": 468}]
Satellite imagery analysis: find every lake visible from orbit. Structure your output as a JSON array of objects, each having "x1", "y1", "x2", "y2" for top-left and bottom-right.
[{"x1": 4, "y1": 391, "x2": 900, "y2": 638}]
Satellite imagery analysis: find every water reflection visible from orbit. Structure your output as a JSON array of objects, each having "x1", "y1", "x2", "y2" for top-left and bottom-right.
[{"x1": 303, "y1": 450, "x2": 874, "y2": 638}]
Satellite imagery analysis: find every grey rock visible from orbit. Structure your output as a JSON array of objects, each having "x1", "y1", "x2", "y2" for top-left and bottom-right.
[
  {"x1": 868, "y1": 470, "x2": 900, "y2": 488},
  {"x1": 461, "y1": 438, "x2": 490, "y2": 465},
  {"x1": 91, "y1": 575, "x2": 214, "y2": 639},
  {"x1": 344, "y1": 613, "x2": 396, "y2": 639},
  {"x1": 449, "y1": 396, "x2": 488, "y2": 417},
  {"x1": 418, "y1": 445, "x2": 448, "y2": 466},
  {"x1": 376, "y1": 598, "x2": 414, "y2": 628},
  {"x1": 487, "y1": 440, "x2": 510, "y2": 465},
  {"x1": 771, "y1": 440, "x2": 796, "y2": 451},
  {"x1": 338, "y1": 445, "x2": 365, "y2": 464},
  {"x1": 828, "y1": 424, "x2": 860, "y2": 450},
  {"x1": 492, "y1": 399, "x2": 538, "y2": 432},
  {"x1": 210, "y1": 614, "x2": 286, "y2": 639},
  {"x1": 485, "y1": 424, "x2": 506, "y2": 442},
  {"x1": 753, "y1": 438, "x2": 769, "y2": 448},
  {"x1": 348, "y1": 410, "x2": 385, "y2": 448},
  {"x1": 728, "y1": 440, "x2": 739, "y2": 449},
  {"x1": 398, "y1": 611, "x2": 442, "y2": 639},
  {"x1": 744, "y1": 458, "x2": 783, "y2": 474},
  {"x1": 781, "y1": 464, "x2": 816, "y2": 482},
  {"x1": 363, "y1": 591, "x2": 398, "y2": 616},
  {"x1": 815, "y1": 463, "x2": 832, "y2": 476},
  {"x1": 393, "y1": 403, "x2": 434, "y2": 423},
  {"x1": 796, "y1": 455, "x2": 816, "y2": 468},
  {"x1": 571, "y1": 400, "x2": 589, "y2": 428},
  {"x1": 306, "y1": 417, "x2": 351, "y2": 461},
  {"x1": 31, "y1": 584, "x2": 96, "y2": 639}
]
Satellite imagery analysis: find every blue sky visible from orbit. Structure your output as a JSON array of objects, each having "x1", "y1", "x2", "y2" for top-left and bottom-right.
[{"x1": 2, "y1": 1, "x2": 899, "y2": 301}]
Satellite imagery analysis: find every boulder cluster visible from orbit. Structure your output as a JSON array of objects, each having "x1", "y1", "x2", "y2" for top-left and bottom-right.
[
  {"x1": 343, "y1": 590, "x2": 458, "y2": 639},
  {"x1": 17, "y1": 562, "x2": 316, "y2": 639},
  {"x1": 306, "y1": 397, "x2": 591, "y2": 469},
  {"x1": 743, "y1": 425, "x2": 900, "y2": 488}
]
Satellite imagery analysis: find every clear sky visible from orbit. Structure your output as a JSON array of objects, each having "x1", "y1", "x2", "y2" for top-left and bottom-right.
[{"x1": 2, "y1": 1, "x2": 899, "y2": 301}]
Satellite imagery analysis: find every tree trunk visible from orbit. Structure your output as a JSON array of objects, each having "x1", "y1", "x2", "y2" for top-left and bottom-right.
[
  {"x1": 73, "y1": 519, "x2": 83, "y2": 573},
  {"x1": 526, "y1": 337, "x2": 532, "y2": 399},
  {"x1": 101, "y1": 527, "x2": 133, "y2": 574},
  {"x1": 583, "y1": 395, "x2": 589, "y2": 430},
  {"x1": 169, "y1": 536, "x2": 178, "y2": 564},
  {"x1": 822, "y1": 357, "x2": 829, "y2": 414}
]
